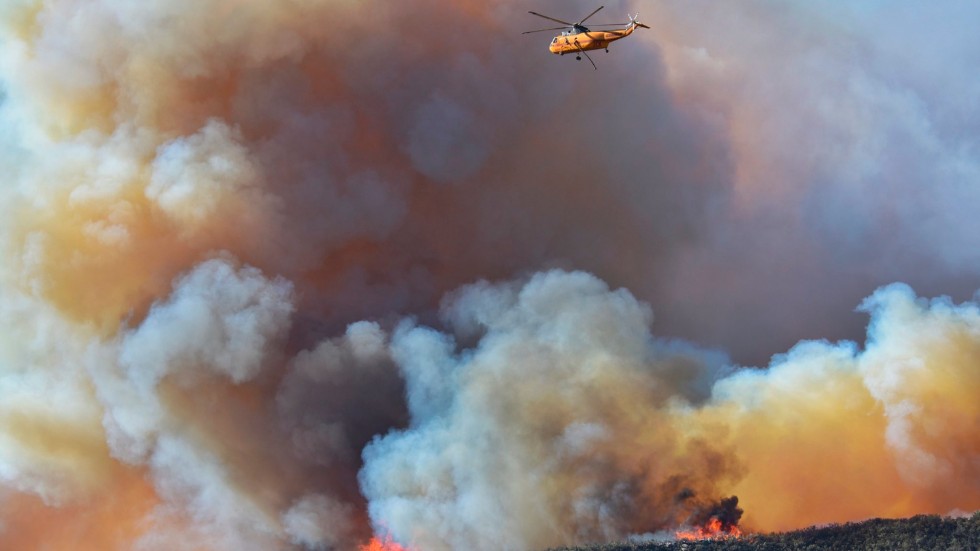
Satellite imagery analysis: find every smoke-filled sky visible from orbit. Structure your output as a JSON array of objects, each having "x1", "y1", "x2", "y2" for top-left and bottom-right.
[{"x1": 1, "y1": 0, "x2": 978, "y2": 549}]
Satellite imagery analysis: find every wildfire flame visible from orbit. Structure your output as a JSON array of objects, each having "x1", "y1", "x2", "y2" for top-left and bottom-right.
[
  {"x1": 359, "y1": 535, "x2": 412, "y2": 551},
  {"x1": 675, "y1": 517, "x2": 743, "y2": 540}
]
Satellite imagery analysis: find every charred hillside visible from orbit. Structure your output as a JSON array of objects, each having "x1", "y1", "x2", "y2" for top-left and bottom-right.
[{"x1": 556, "y1": 513, "x2": 980, "y2": 551}]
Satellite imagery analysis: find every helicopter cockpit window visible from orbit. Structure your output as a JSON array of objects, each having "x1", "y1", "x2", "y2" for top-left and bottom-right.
[{"x1": 551, "y1": 37, "x2": 558, "y2": 44}]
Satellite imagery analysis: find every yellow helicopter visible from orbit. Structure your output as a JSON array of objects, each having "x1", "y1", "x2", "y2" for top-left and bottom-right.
[{"x1": 523, "y1": 5, "x2": 650, "y2": 70}]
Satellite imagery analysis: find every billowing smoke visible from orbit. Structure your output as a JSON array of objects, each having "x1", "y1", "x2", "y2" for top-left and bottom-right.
[
  {"x1": 0, "y1": 0, "x2": 978, "y2": 550},
  {"x1": 360, "y1": 274, "x2": 980, "y2": 548},
  {"x1": 361, "y1": 271, "x2": 736, "y2": 550}
]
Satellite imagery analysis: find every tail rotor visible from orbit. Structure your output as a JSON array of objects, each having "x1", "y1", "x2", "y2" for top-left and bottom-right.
[{"x1": 628, "y1": 13, "x2": 650, "y2": 29}]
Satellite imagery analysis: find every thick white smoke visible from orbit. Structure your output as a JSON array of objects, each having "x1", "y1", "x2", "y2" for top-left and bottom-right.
[
  {"x1": 95, "y1": 258, "x2": 293, "y2": 550},
  {"x1": 360, "y1": 271, "x2": 735, "y2": 550},
  {"x1": 1, "y1": 0, "x2": 979, "y2": 549},
  {"x1": 360, "y1": 275, "x2": 980, "y2": 549},
  {"x1": 0, "y1": 292, "x2": 107, "y2": 506}
]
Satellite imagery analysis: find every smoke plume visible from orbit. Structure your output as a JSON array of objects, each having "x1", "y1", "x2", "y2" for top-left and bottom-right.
[{"x1": 0, "y1": 0, "x2": 978, "y2": 549}]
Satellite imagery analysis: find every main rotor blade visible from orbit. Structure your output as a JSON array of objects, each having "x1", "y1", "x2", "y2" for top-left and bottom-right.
[
  {"x1": 578, "y1": 5, "x2": 604, "y2": 24},
  {"x1": 528, "y1": 11, "x2": 574, "y2": 26},
  {"x1": 522, "y1": 26, "x2": 570, "y2": 34}
]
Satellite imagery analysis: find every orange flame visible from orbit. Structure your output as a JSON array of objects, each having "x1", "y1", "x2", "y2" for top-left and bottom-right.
[
  {"x1": 359, "y1": 535, "x2": 412, "y2": 551},
  {"x1": 675, "y1": 517, "x2": 743, "y2": 540}
]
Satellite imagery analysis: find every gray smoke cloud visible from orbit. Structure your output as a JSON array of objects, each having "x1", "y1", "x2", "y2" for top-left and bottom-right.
[
  {"x1": 643, "y1": 0, "x2": 980, "y2": 361},
  {"x1": 0, "y1": 0, "x2": 979, "y2": 549},
  {"x1": 361, "y1": 271, "x2": 736, "y2": 551},
  {"x1": 360, "y1": 274, "x2": 980, "y2": 549}
]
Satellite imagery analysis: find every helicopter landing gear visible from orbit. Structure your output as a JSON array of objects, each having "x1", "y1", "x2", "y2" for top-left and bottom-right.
[
  {"x1": 573, "y1": 43, "x2": 597, "y2": 69},
  {"x1": 605, "y1": 48, "x2": 609, "y2": 53}
]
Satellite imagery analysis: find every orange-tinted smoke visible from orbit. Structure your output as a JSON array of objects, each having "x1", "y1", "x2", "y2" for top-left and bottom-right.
[
  {"x1": 1, "y1": 1, "x2": 978, "y2": 550},
  {"x1": 360, "y1": 275, "x2": 980, "y2": 549},
  {"x1": 0, "y1": 465, "x2": 160, "y2": 550}
]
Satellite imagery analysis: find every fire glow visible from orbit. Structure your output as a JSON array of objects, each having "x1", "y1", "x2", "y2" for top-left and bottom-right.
[
  {"x1": 675, "y1": 518, "x2": 744, "y2": 541},
  {"x1": 360, "y1": 535, "x2": 412, "y2": 551},
  {"x1": 1, "y1": 1, "x2": 980, "y2": 550}
]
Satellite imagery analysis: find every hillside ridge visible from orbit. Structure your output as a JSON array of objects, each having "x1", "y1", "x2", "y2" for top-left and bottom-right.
[{"x1": 553, "y1": 512, "x2": 980, "y2": 551}]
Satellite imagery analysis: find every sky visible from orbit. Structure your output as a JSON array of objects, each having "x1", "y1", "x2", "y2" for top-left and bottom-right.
[{"x1": 0, "y1": 1, "x2": 978, "y2": 549}]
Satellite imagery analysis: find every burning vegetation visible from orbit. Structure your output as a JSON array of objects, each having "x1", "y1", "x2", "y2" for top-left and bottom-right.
[
  {"x1": 554, "y1": 512, "x2": 980, "y2": 551},
  {"x1": 676, "y1": 496, "x2": 745, "y2": 540},
  {"x1": 1, "y1": 1, "x2": 979, "y2": 550},
  {"x1": 675, "y1": 518, "x2": 743, "y2": 541},
  {"x1": 360, "y1": 535, "x2": 413, "y2": 551}
]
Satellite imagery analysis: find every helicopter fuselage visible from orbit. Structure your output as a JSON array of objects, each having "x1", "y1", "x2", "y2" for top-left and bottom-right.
[{"x1": 548, "y1": 24, "x2": 638, "y2": 55}]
